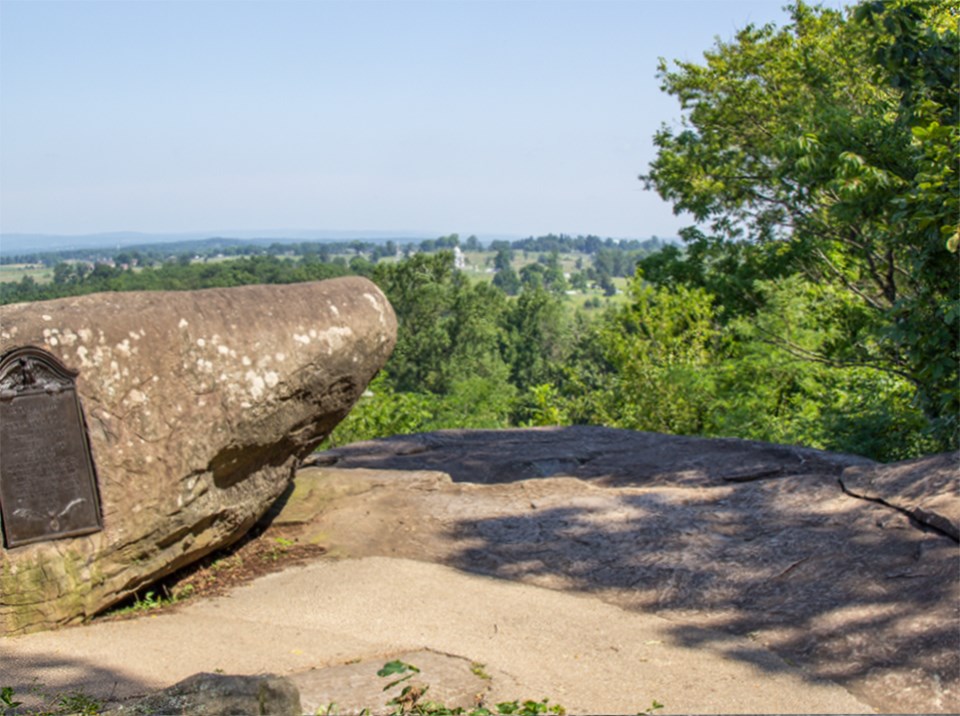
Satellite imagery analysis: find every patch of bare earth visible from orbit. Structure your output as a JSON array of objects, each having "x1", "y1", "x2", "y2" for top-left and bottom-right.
[{"x1": 98, "y1": 522, "x2": 326, "y2": 621}]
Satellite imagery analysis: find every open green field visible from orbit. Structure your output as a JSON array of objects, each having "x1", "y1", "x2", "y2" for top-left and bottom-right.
[
  {"x1": 0, "y1": 263, "x2": 52, "y2": 284},
  {"x1": 459, "y1": 250, "x2": 631, "y2": 309}
]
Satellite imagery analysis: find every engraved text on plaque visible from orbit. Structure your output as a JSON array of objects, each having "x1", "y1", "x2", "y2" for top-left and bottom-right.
[{"x1": 0, "y1": 346, "x2": 102, "y2": 548}]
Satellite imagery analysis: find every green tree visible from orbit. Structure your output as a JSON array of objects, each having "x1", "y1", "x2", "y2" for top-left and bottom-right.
[
  {"x1": 372, "y1": 251, "x2": 510, "y2": 396},
  {"x1": 501, "y1": 287, "x2": 571, "y2": 394},
  {"x1": 493, "y1": 265, "x2": 521, "y2": 296},
  {"x1": 642, "y1": 0, "x2": 958, "y2": 448},
  {"x1": 493, "y1": 248, "x2": 515, "y2": 272}
]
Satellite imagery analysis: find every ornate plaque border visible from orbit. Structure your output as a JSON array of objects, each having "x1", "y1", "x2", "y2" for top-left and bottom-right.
[{"x1": 0, "y1": 346, "x2": 103, "y2": 548}]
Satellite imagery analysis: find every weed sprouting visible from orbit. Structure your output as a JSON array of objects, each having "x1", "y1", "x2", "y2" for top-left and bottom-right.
[
  {"x1": 0, "y1": 685, "x2": 104, "y2": 716},
  {"x1": 374, "y1": 660, "x2": 567, "y2": 716},
  {"x1": 1, "y1": 686, "x2": 23, "y2": 714}
]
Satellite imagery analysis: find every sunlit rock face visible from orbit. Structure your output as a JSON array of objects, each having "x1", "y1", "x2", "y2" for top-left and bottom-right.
[{"x1": 0, "y1": 277, "x2": 396, "y2": 634}]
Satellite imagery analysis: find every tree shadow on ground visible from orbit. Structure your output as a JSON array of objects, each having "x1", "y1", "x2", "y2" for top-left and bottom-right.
[
  {"x1": 447, "y1": 488, "x2": 958, "y2": 714},
  {"x1": 329, "y1": 428, "x2": 956, "y2": 716},
  {"x1": 318, "y1": 427, "x2": 959, "y2": 712}
]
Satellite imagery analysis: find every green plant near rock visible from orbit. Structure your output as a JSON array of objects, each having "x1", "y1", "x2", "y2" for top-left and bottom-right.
[
  {"x1": 0, "y1": 685, "x2": 103, "y2": 716},
  {"x1": 1, "y1": 687, "x2": 23, "y2": 714},
  {"x1": 52, "y1": 692, "x2": 103, "y2": 716}
]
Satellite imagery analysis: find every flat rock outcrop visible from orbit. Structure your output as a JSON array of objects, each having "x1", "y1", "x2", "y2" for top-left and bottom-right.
[
  {"x1": 0, "y1": 278, "x2": 395, "y2": 634},
  {"x1": 298, "y1": 427, "x2": 960, "y2": 714}
]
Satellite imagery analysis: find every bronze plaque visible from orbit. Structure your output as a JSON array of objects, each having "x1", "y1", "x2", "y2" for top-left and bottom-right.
[{"x1": 0, "y1": 346, "x2": 102, "y2": 548}]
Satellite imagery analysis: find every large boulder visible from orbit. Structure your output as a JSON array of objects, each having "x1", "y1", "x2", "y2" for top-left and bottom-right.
[{"x1": 0, "y1": 277, "x2": 395, "y2": 634}]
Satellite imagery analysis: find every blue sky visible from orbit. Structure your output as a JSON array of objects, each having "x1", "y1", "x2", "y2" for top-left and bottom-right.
[{"x1": 0, "y1": 0, "x2": 843, "y2": 240}]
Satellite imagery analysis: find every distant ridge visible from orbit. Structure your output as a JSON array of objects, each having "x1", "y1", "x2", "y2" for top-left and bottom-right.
[{"x1": 0, "y1": 229, "x2": 531, "y2": 256}]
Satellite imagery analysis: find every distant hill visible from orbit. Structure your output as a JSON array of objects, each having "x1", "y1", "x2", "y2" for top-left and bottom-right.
[{"x1": 0, "y1": 229, "x2": 477, "y2": 256}]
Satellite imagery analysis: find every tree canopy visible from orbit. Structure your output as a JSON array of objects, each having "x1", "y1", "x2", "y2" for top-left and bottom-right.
[{"x1": 641, "y1": 0, "x2": 958, "y2": 448}]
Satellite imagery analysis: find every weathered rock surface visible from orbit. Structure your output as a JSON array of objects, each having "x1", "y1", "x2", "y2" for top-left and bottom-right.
[
  {"x1": 296, "y1": 427, "x2": 960, "y2": 714},
  {"x1": 841, "y1": 451, "x2": 959, "y2": 540},
  {"x1": 113, "y1": 672, "x2": 302, "y2": 715},
  {"x1": 0, "y1": 278, "x2": 395, "y2": 634},
  {"x1": 289, "y1": 649, "x2": 514, "y2": 715}
]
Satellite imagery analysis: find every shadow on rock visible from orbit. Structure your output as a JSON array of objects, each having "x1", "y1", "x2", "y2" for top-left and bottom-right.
[
  {"x1": 439, "y1": 453, "x2": 958, "y2": 713},
  {"x1": 313, "y1": 427, "x2": 959, "y2": 713}
]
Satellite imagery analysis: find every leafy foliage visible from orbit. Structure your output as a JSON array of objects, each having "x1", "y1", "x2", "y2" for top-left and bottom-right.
[{"x1": 641, "y1": 0, "x2": 958, "y2": 450}]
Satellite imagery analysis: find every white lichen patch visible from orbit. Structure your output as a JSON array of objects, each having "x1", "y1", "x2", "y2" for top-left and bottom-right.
[
  {"x1": 76, "y1": 346, "x2": 92, "y2": 368},
  {"x1": 317, "y1": 325, "x2": 354, "y2": 353},
  {"x1": 218, "y1": 345, "x2": 231, "y2": 356},
  {"x1": 179, "y1": 318, "x2": 189, "y2": 329},
  {"x1": 264, "y1": 371, "x2": 279, "y2": 388},
  {"x1": 242, "y1": 356, "x2": 252, "y2": 366},
  {"x1": 42, "y1": 314, "x2": 52, "y2": 321},
  {"x1": 116, "y1": 339, "x2": 132, "y2": 357},
  {"x1": 363, "y1": 292, "x2": 386, "y2": 324},
  {"x1": 129, "y1": 331, "x2": 142, "y2": 341},
  {"x1": 245, "y1": 370, "x2": 266, "y2": 400},
  {"x1": 78, "y1": 328, "x2": 93, "y2": 343},
  {"x1": 196, "y1": 338, "x2": 206, "y2": 348},
  {"x1": 60, "y1": 330, "x2": 78, "y2": 346},
  {"x1": 293, "y1": 333, "x2": 311, "y2": 345},
  {"x1": 126, "y1": 389, "x2": 148, "y2": 406},
  {"x1": 329, "y1": 304, "x2": 340, "y2": 317},
  {"x1": 274, "y1": 352, "x2": 286, "y2": 362}
]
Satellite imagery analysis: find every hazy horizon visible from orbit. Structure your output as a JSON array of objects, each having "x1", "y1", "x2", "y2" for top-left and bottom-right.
[
  {"x1": 0, "y1": 227, "x2": 676, "y2": 256},
  {"x1": 2, "y1": 1, "x2": 846, "y2": 240}
]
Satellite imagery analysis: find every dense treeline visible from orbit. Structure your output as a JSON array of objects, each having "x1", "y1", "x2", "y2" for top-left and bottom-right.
[
  {"x1": 330, "y1": 251, "x2": 938, "y2": 462},
  {"x1": 0, "y1": 255, "x2": 352, "y2": 303},
  {"x1": 0, "y1": 231, "x2": 658, "y2": 305},
  {"x1": 1, "y1": 241, "x2": 948, "y2": 461},
  {"x1": 0, "y1": 232, "x2": 665, "y2": 268}
]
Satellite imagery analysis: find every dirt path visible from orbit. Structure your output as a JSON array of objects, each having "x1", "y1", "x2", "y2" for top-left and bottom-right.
[{"x1": 1, "y1": 556, "x2": 873, "y2": 715}]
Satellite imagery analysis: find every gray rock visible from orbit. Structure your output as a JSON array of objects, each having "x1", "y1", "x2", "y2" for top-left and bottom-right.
[
  {"x1": 118, "y1": 672, "x2": 301, "y2": 715},
  {"x1": 0, "y1": 278, "x2": 396, "y2": 634},
  {"x1": 302, "y1": 427, "x2": 960, "y2": 714},
  {"x1": 290, "y1": 649, "x2": 514, "y2": 715},
  {"x1": 841, "y1": 451, "x2": 959, "y2": 540}
]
